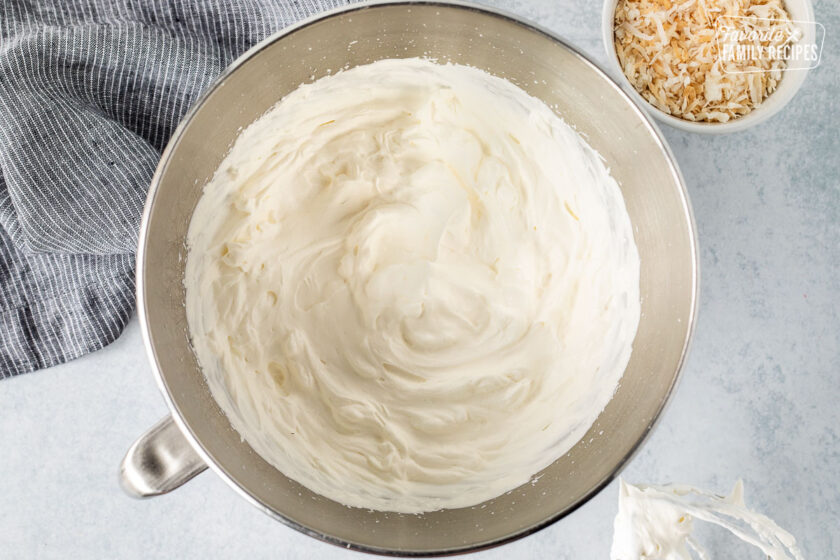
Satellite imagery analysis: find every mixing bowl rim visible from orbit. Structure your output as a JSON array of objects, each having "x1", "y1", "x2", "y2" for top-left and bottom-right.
[{"x1": 135, "y1": 0, "x2": 700, "y2": 555}]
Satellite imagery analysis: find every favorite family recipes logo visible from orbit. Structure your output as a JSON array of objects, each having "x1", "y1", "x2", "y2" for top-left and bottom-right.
[{"x1": 715, "y1": 15, "x2": 824, "y2": 74}]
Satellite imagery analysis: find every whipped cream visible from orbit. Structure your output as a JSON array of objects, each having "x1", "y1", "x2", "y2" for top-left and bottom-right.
[
  {"x1": 611, "y1": 480, "x2": 804, "y2": 560},
  {"x1": 185, "y1": 58, "x2": 640, "y2": 513}
]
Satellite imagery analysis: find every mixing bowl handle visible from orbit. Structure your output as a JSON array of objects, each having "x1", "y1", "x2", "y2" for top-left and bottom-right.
[{"x1": 119, "y1": 415, "x2": 208, "y2": 497}]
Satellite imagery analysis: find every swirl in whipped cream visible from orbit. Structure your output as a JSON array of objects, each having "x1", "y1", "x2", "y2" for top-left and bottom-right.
[{"x1": 185, "y1": 58, "x2": 640, "y2": 513}]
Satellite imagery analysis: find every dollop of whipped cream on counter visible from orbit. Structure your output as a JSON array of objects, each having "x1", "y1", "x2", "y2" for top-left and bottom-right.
[
  {"x1": 185, "y1": 58, "x2": 640, "y2": 513},
  {"x1": 611, "y1": 480, "x2": 804, "y2": 560}
]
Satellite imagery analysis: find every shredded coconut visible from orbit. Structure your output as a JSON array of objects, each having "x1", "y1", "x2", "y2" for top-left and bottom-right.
[{"x1": 614, "y1": 0, "x2": 798, "y2": 123}]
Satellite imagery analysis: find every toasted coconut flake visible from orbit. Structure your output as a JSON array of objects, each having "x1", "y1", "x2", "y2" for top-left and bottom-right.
[{"x1": 614, "y1": 0, "x2": 797, "y2": 123}]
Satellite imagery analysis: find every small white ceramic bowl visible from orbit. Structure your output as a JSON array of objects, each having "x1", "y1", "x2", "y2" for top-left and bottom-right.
[{"x1": 602, "y1": 0, "x2": 816, "y2": 133}]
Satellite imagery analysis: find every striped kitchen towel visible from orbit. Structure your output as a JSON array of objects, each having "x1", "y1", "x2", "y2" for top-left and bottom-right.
[{"x1": 0, "y1": 0, "x2": 349, "y2": 377}]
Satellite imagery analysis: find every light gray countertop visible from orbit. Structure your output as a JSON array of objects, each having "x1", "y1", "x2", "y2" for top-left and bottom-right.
[{"x1": 1, "y1": 0, "x2": 837, "y2": 558}]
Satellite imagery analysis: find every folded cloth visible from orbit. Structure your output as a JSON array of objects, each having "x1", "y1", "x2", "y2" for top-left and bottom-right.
[{"x1": 0, "y1": 0, "x2": 349, "y2": 377}]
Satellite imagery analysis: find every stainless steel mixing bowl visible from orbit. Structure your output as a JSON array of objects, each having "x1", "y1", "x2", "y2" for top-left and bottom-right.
[{"x1": 120, "y1": 1, "x2": 698, "y2": 555}]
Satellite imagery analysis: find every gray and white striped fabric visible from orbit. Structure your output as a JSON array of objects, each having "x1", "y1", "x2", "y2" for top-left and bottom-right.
[{"x1": 0, "y1": 0, "x2": 349, "y2": 377}]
